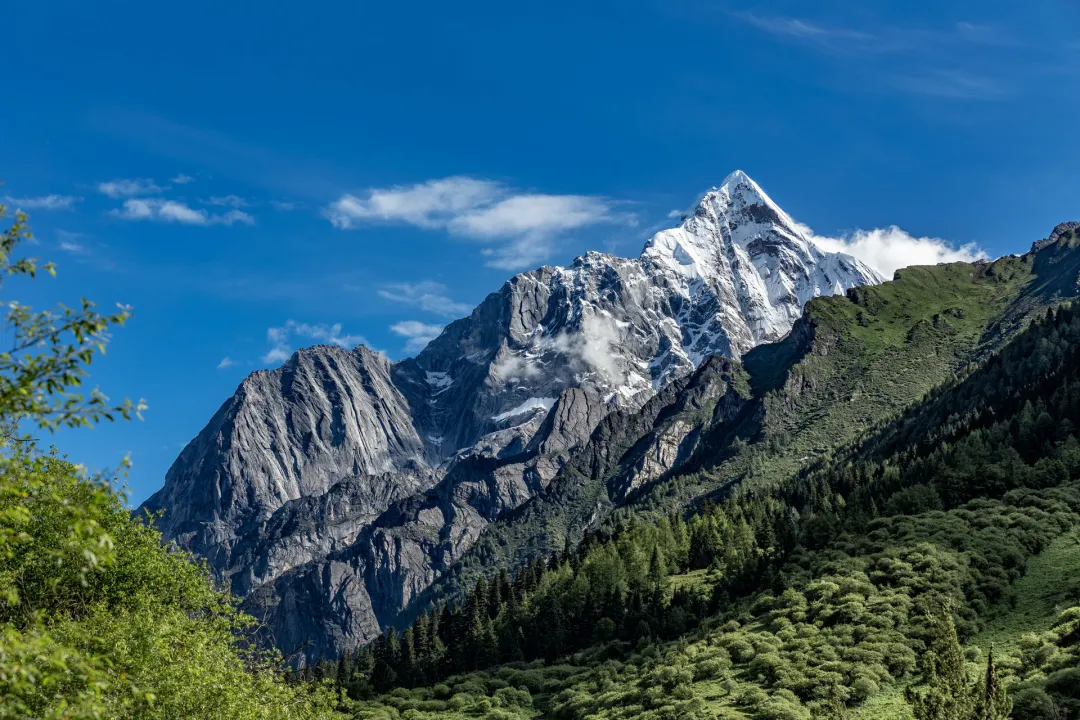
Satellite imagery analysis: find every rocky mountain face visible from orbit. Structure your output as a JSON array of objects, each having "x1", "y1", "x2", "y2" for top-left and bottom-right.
[{"x1": 139, "y1": 170, "x2": 881, "y2": 663}]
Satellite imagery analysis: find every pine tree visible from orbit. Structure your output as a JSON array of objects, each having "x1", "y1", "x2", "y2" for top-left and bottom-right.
[
  {"x1": 414, "y1": 612, "x2": 431, "y2": 685},
  {"x1": 400, "y1": 626, "x2": 417, "y2": 688},
  {"x1": 336, "y1": 650, "x2": 350, "y2": 690},
  {"x1": 975, "y1": 647, "x2": 1011, "y2": 720},
  {"x1": 907, "y1": 611, "x2": 973, "y2": 720}
]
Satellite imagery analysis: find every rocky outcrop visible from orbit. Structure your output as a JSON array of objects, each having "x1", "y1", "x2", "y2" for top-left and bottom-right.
[
  {"x1": 140, "y1": 171, "x2": 881, "y2": 664},
  {"x1": 1049, "y1": 221, "x2": 1080, "y2": 243},
  {"x1": 140, "y1": 345, "x2": 427, "y2": 570},
  {"x1": 242, "y1": 386, "x2": 610, "y2": 661}
]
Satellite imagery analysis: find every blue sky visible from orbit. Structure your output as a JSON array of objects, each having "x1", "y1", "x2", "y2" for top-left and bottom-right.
[{"x1": 2, "y1": 0, "x2": 1078, "y2": 505}]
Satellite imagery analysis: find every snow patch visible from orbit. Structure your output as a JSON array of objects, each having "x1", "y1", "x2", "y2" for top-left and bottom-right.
[
  {"x1": 492, "y1": 397, "x2": 556, "y2": 422},
  {"x1": 425, "y1": 371, "x2": 454, "y2": 396}
]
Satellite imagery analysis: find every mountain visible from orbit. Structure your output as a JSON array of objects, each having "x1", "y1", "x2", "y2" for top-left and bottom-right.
[{"x1": 140, "y1": 171, "x2": 880, "y2": 662}]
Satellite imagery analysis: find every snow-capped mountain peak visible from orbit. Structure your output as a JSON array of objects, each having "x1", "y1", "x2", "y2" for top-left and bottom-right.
[{"x1": 143, "y1": 171, "x2": 884, "y2": 662}]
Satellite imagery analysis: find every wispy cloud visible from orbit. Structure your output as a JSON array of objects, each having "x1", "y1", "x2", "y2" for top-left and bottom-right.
[
  {"x1": 111, "y1": 198, "x2": 254, "y2": 226},
  {"x1": 953, "y1": 22, "x2": 1021, "y2": 48},
  {"x1": 732, "y1": 12, "x2": 1022, "y2": 100},
  {"x1": 171, "y1": 174, "x2": 195, "y2": 185},
  {"x1": 324, "y1": 176, "x2": 630, "y2": 269},
  {"x1": 390, "y1": 320, "x2": 444, "y2": 354},
  {"x1": 270, "y1": 200, "x2": 300, "y2": 211},
  {"x1": 893, "y1": 69, "x2": 1007, "y2": 100},
  {"x1": 98, "y1": 178, "x2": 166, "y2": 198},
  {"x1": 377, "y1": 281, "x2": 472, "y2": 318},
  {"x1": 262, "y1": 345, "x2": 291, "y2": 364},
  {"x1": 91, "y1": 110, "x2": 349, "y2": 200},
  {"x1": 216, "y1": 356, "x2": 235, "y2": 369},
  {"x1": 734, "y1": 13, "x2": 1014, "y2": 55},
  {"x1": 4, "y1": 194, "x2": 80, "y2": 210},
  {"x1": 803, "y1": 224, "x2": 987, "y2": 278},
  {"x1": 207, "y1": 194, "x2": 250, "y2": 208},
  {"x1": 735, "y1": 12, "x2": 875, "y2": 52},
  {"x1": 56, "y1": 230, "x2": 87, "y2": 253},
  {"x1": 261, "y1": 320, "x2": 367, "y2": 365}
]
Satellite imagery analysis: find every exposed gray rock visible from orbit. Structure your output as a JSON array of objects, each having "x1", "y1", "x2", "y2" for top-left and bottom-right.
[
  {"x1": 1050, "y1": 221, "x2": 1080, "y2": 243},
  {"x1": 141, "y1": 345, "x2": 427, "y2": 571}
]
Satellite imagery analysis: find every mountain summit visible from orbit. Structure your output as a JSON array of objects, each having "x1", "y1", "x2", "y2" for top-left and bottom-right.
[{"x1": 140, "y1": 172, "x2": 881, "y2": 661}]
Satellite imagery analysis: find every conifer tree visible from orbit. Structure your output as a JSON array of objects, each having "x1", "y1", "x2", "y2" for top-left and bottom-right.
[
  {"x1": 975, "y1": 648, "x2": 1011, "y2": 720},
  {"x1": 908, "y1": 611, "x2": 973, "y2": 720},
  {"x1": 336, "y1": 650, "x2": 350, "y2": 690}
]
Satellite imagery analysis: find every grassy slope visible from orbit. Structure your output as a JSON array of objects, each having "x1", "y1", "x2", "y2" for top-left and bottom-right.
[
  {"x1": 860, "y1": 530, "x2": 1080, "y2": 720},
  {"x1": 618, "y1": 253, "x2": 1048, "y2": 525},
  {"x1": 973, "y1": 529, "x2": 1080, "y2": 655}
]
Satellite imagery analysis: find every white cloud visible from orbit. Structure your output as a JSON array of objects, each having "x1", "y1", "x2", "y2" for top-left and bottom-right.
[
  {"x1": 326, "y1": 177, "x2": 501, "y2": 229},
  {"x1": 549, "y1": 314, "x2": 626, "y2": 386},
  {"x1": 447, "y1": 194, "x2": 615, "y2": 238},
  {"x1": 489, "y1": 313, "x2": 627, "y2": 385},
  {"x1": 98, "y1": 178, "x2": 165, "y2": 198},
  {"x1": 490, "y1": 351, "x2": 542, "y2": 382},
  {"x1": 270, "y1": 200, "x2": 300, "y2": 211},
  {"x1": 480, "y1": 237, "x2": 555, "y2": 271},
  {"x1": 207, "y1": 194, "x2": 250, "y2": 208},
  {"x1": 803, "y1": 224, "x2": 987, "y2": 279},
  {"x1": 324, "y1": 176, "x2": 628, "y2": 269},
  {"x1": 111, "y1": 198, "x2": 255, "y2": 226},
  {"x1": 261, "y1": 346, "x2": 291, "y2": 364},
  {"x1": 261, "y1": 320, "x2": 368, "y2": 365},
  {"x1": 171, "y1": 174, "x2": 195, "y2": 184},
  {"x1": 4, "y1": 194, "x2": 79, "y2": 210},
  {"x1": 56, "y1": 230, "x2": 87, "y2": 253},
  {"x1": 217, "y1": 356, "x2": 235, "y2": 369},
  {"x1": 390, "y1": 320, "x2": 444, "y2": 354},
  {"x1": 377, "y1": 281, "x2": 472, "y2": 318}
]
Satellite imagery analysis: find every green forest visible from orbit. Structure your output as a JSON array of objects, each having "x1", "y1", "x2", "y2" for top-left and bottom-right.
[{"x1": 4, "y1": 198, "x2": 1080, "y2": 720}]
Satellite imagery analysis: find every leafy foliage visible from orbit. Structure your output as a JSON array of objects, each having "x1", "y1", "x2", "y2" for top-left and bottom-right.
[{"x1": 0, "y1": 201, "x2": 340, "y2": 718}]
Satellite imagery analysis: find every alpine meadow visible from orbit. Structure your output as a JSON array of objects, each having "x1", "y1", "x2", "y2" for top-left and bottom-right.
[{"x1": 4, "y1": 2, "x2": 1080, "y2": 718}]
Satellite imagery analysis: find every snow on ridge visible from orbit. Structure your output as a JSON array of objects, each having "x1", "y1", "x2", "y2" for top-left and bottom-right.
[{"x1": 492, "y1": 397, "x2": 556, "y2": 422}]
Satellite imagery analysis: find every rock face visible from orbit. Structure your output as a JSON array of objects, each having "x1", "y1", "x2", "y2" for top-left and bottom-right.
[
  {"x1": 139, "y1": 170, "x2": 880, "y2": 663},
  {"x1": 1049, "y1": 221, "x2": 1080, "y2": 243}
]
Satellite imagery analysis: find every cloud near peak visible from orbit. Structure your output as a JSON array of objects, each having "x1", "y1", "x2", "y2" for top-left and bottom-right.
[
  {"x1": 804, "y1": 224, "x2": 987, "y2": 278},
  {"x1": 261, "y1": 320, "x2": 368, "y2": 365},
  {"x1": 390, "y1": 320, "x2": 444, "y2": 354},
  {"x1": 324, "y1": 176, "x2": 629, "y2": 270},
  {"x1": 377, "y1": 281, "x2": 472, "y2": 318}
]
